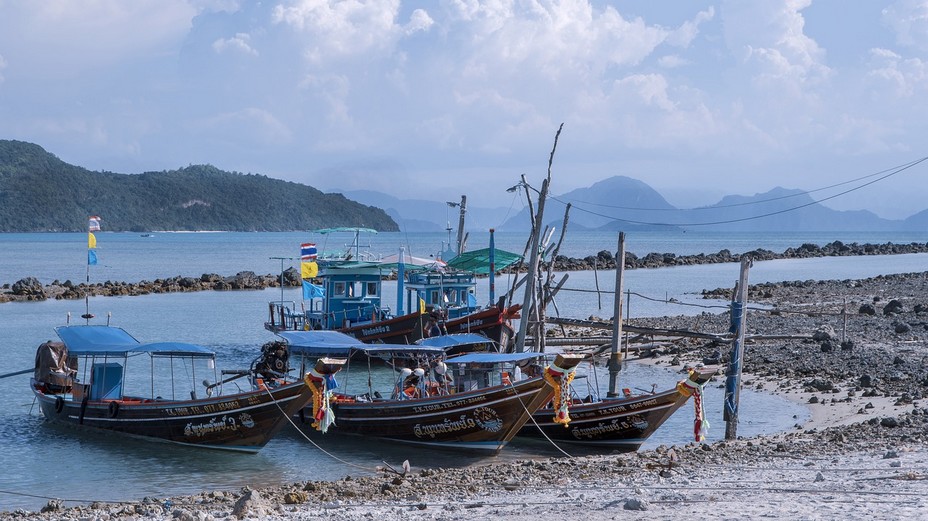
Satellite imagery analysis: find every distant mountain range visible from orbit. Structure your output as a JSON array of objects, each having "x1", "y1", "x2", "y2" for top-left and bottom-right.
[
  {"x1": 339, "y1": 176, "x2": 928, "y2": 233},
  {"x1": 0, "y1": 140, "x2": 398, "y2": 232}
]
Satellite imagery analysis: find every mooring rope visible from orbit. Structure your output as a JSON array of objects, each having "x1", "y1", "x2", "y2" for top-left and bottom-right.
[{"x1": 263, "y1": 382, "x2": 403, "y2": 476}]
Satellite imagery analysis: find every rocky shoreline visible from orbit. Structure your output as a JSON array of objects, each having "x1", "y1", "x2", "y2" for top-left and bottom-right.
[
  {"x1": 3, "y1": 271, "x2": 926, "y2": 520},
  {"x1": 3, "y1": 240, "x2": 928, "y2": 303}
]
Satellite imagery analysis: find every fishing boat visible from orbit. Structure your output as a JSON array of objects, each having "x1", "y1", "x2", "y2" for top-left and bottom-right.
[
  {"x1": 519, "y1": 365, "x2": 717, "y2": 449},
  {"x1": 402, "y1": 247, "x2": 523, "y2": 349},
  {"x1": 31, "y1": 324, "x2": 314, "y2": 453},
  {"x1": 301, "y1": 348, "x2": 583, "y2": 453},
  {"x1": 265, "y1": 228, "x2": 432, "y2": 344}
]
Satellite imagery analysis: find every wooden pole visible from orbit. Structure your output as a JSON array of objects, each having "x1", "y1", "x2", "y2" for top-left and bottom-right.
[
  {"x1": 724, "y1": 256, "x2": 752, "y2": 439},
  {"x1": 607, "y1": 232, "x2": 626, "y2": 398},
  {"x1": 514, "y1": 177, "x2": 549, "y2": 353}
]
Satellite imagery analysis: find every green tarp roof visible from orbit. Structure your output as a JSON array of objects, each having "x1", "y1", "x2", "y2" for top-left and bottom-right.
[{"x1": 445, "y1": 247, "x2": 522, "y2": 274}]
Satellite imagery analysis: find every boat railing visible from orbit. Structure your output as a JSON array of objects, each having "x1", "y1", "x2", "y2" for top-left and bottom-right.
[{"x1": 267, "y1": 301, "x2": 306, "y2": 331}]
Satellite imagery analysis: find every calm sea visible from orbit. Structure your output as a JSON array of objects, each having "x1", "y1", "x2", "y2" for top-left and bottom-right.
[{"x1": 1, "y1": 230, "x2": 926, "y2": 511}]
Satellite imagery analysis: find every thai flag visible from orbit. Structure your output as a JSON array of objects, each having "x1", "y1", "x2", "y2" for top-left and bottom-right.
[
  {"x1": 300, "y1": 243, "x2": 317, "y2": 261},
  {"x1": 88, "y1": 216, "x2": 101, "y2": 231}
]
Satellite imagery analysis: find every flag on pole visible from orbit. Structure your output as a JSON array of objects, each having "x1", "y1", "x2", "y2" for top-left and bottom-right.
[
  {"x1": 300, "y1": 243, "x2": 317, "y2": 261},
  {"x1": 302, "y1": 280, "x2": 326, "y2": 300},
  {"x1": 87, "y1": 215, "x2": 100, "y2": 266},
  {"x1": 301, "y1": 261, "x2": 318, "y2": 279},
  {"x1": 300, "y1": 242, "x2": 318, "y2": 279}
]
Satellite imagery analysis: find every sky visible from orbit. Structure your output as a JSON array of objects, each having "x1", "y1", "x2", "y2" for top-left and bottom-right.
[{"x1": 1, "y1": 0, "x2": 927, "y2": 219}]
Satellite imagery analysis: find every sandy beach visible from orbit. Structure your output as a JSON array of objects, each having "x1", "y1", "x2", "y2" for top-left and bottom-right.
[{"x1": 3, "y1": 272, "x2": 926, "y2": 520}]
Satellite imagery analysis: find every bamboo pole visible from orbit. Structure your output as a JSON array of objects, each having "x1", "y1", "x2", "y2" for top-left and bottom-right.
[{"x1": 724, "y1": 256, "x2": 753, "y2": 439}]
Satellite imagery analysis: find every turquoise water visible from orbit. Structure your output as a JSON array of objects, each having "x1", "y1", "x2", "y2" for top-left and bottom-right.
[{"x1": 1, "y1": 230, "x2": 926, "y2": 511}]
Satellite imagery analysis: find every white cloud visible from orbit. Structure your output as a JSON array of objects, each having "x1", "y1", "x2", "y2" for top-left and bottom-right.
[
  {"x1": 0, "y1": 1, "x2": 196, "y2": 77},
  {"x1": 405, "y1": 8, "x2": 434, "y2": 35},
  {"x1": 192, "y1": 108, "x2": 293, "y2": 145},
  {"x1": 212, "y1": 33, "x2": 259, "y2": 56},
  {"x1": 866, "y1": 47, "x2": 928, "y2": 98},
  {"x1": 882, "y1": 0, "x2": 928, "y2": 51},
  {"x1": 271, "y1": 0, "x2": 404, "y2": 63}
]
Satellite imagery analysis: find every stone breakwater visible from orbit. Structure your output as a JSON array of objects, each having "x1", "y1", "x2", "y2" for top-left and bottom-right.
[
  {"x1": 551, "y1": 239, "x2": 928, "y2": 271},
  {"x1": 3, "y1": 240, "x2": 927, "y2": 304}
]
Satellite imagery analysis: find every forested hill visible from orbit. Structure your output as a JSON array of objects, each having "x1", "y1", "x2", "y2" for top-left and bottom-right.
[{"x1": 0, "y1": 140, "x2": 398, "y2": 232}]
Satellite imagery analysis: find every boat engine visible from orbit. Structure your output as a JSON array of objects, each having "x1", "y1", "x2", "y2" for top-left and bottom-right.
[{"x1": 255, "y1": 340, "x2": 290, "y2": 380}]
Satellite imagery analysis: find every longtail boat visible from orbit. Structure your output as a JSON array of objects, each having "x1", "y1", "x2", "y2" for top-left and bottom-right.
[
  {"x1": 31, "y1": 325, "x2": 313, "y2": 453},
  {"x1": 302, "y1": 349, "x2": 583, "y2": 453}
]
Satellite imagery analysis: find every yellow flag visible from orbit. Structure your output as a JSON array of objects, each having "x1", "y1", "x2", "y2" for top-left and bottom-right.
[
  {"x1": 88, "y1": 232, "x2": 97, "y2": 249},
  {"x1": 419, "y1": 298, "x2": 426, "y2": 314},
  {"x1": 301, "y1": 261, "x2": 318, "y2": 279}
]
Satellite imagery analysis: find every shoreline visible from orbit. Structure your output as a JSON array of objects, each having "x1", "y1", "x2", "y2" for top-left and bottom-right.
[
  {"x1": 2, "y1": 240, "x2": 928, "y2": 303},
  {"x1": 3, "y1": 272, "x2": 927, "y2": 519}
]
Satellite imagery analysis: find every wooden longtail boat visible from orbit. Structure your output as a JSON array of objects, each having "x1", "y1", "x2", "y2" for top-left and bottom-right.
[
  {"x1": 302, "y1": 350, "x2": 583, "y2": 453},
  {"x1": 520, "y1": 366, "x2": 717, "y2": 449},
  {"x1": 31, "y1": 325, "x2": 313, "y2": 453}
]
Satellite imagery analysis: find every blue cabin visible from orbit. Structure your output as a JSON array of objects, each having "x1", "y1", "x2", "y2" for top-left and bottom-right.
[
  {"x1": 304, "y1": 261, "x2": 391, "y2": 330},
  {"x1": 404, "y1": 270, "x2": 478, "y2": 320}
]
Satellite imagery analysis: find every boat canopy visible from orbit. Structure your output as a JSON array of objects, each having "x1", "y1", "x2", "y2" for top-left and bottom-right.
[
  {"x1": 350, "y1": 345, "x2": 447, "y2": 357},
  {"x1": 55, "y1": 325, "x2": 215, "y2": 358},
  {"x1": 445, "y1": 247, "x2": 522, "y2": 274},
  {"x1": 445, "y1": 352, "x2": 543, "y2": 364},
  {"x1": 313, "y1": 227, "x2": 378, "y2": 235},
  {"x1": 415, "y1": 333, "x2": 496, "y2": 349},
  {"x1": 277, "y1": 330, "x2": 367, "y2": 357}
]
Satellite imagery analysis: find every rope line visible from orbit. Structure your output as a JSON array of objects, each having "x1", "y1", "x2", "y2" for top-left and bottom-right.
[{"x1": 262, "y1": 384, "x2": 389, "y2": 475}]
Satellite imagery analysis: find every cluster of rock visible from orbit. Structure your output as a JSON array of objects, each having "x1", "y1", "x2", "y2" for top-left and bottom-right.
[
  {"x1": 637, "y1": 271, "x2": 928, "y2": 404},
  {"x1": 0, "y1": 268, "x2": 303, "y2": 304},
  {"x1": 3, "y1": 241, "x2": 927, "y2": 304},
  {"x1": 549, "y1": 240, "x2": 928, "y2": 271}
]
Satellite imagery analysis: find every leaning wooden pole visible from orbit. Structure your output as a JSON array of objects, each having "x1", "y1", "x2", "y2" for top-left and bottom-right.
[
  {"x1": 607, "y1": 232, "x2": 626, "y2": 398},
  {"x1": 724, "y1": 256, "x2": 753, "y2": 439},
  {"x1": 515, "y1": 178, "x2": 549, "y2": 353}
]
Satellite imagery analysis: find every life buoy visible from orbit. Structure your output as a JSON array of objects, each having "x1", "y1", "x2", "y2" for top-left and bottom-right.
[
  {"x1": 54, "y1": 396, "x2": 64, "y2": 413},
  {"x1": 108, "y1": 401, "x2": 120, "y2": 418}
]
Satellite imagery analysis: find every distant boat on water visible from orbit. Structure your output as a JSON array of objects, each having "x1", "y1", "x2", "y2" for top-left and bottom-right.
[{"x1": 140, "y1": 233, "x2": 154, "y2": 237}]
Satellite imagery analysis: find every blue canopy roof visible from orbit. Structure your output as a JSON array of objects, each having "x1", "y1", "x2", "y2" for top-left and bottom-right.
[
  {"x1": 277, "y1": 330, "x2": 367, "y2": 357},
  {"x1": 351, "y1": 345, "x2": 447, "y2": 356},
  {"x1": 55, "y1": 325, "x2": 215, "y2": 358},
  {"x1": 445, "y1": 352, "x2": 543, "y2": 364},
  {"x1": 415, "y1": 333, "x2": 498, "y2": 349}
]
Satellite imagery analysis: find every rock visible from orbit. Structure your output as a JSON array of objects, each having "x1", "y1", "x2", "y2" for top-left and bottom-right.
[
  {"x1": 880, "y1": 417, "x2": 899, "y2": 428},
  {"x1": 812, "y1": 326, "x2": 836, "y2": 341},
  {"x1": 840, "y1": 340, "x2": 854, "y2": 351},
  {"x1": 814, "y1": 472, "x2": 825, "y2": 482},
  {"x1": 623, "y1": 498, "x2": 650, "y2": 511},
  {"x1": 859, "y1": 375, "x2": 874, "y2": 388},
  {"x1": 858, "y1": 303, "x2": 876, "y2": 315},
  {"x1": 232, "y1": 488, "x2": 270, "y2": 519},
  {"x1": 40, "y1": 499, "x2": 63, "y2": 513},
  {"x1": 283, "y1": 490, "x2": 308, "y2": 504},
  {"x1": 883, "y1": 450, "x2": 899, "y2": 459},
  {"x1": 12, "y1": 277, "x2": 47, "y2": 300},
  {"x1": 894, "y1": 322, "x2": 912, "y2": 334},
  {"x1": 883, "y1": 300, "x2": 906, "y2": 315}
]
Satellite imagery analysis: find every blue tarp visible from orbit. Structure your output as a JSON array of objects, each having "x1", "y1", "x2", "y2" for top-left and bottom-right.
[
  {"x1": 277, "y1": 330, "x2": 367, "y2": 357},
  {"x1": 55, "y1": 325, "x2": 215, "y2": 358},
  {"x1": 415, "y1": 333, "x2": 496, "y2": 349},
  {"x1": 445, "y1": 352, "x2": 543, "y2": 364},
  {"x1": 351, "y1": 345, "x2": 447, "y2": 357}
]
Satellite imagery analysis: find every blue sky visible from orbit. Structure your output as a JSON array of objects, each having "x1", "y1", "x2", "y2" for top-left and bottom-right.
[{"x1": 1, "y1": 1, "x2": 926, "y2": 219}]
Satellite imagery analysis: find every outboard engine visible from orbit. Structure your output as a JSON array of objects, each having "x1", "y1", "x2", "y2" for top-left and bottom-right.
[{"x1": 254, "y1": 340, "x2": 290, "y2": 381}]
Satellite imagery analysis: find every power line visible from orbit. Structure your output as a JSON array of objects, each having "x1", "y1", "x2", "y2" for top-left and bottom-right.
[{"x1": 521, "y1": 156, "x2": 927, "y2": 227}]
